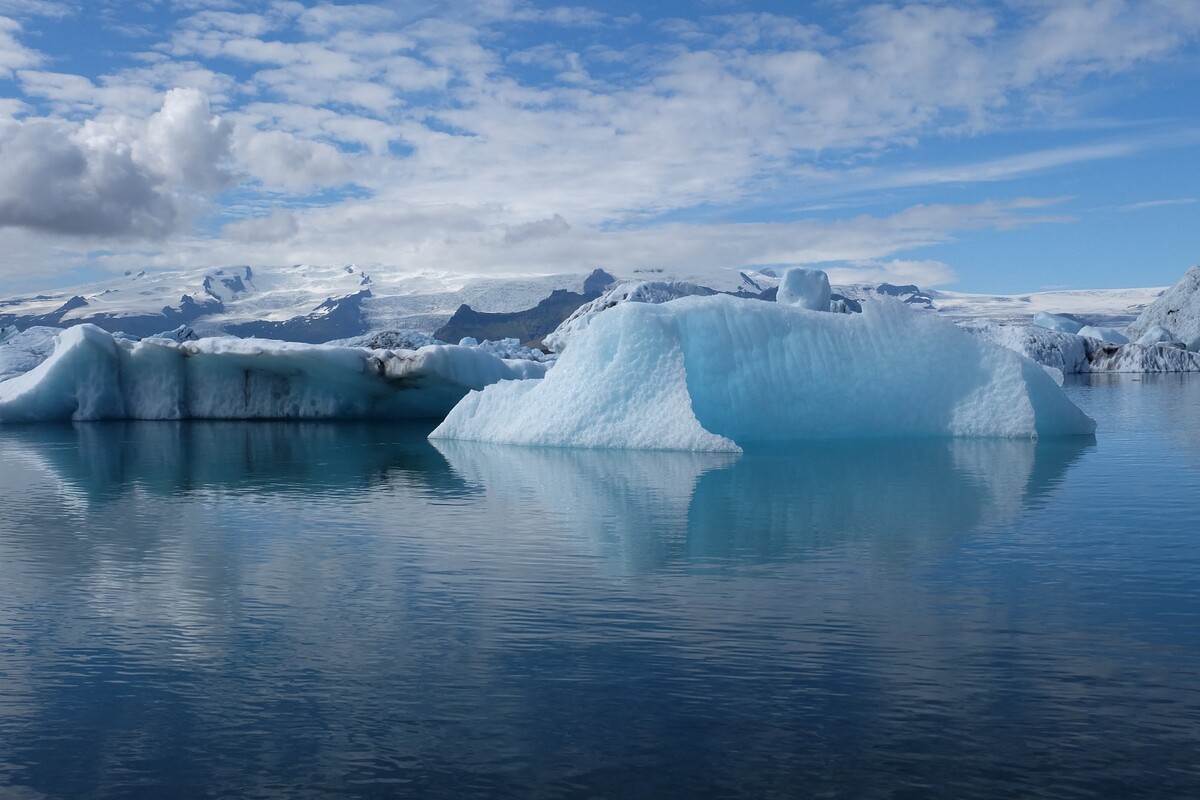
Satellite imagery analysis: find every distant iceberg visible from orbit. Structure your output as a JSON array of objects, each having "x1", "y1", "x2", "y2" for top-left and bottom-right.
[
  {"x1": 1127, "y1": 264, "x2": 1200, "y2": 351},
  {"x1": 0, "y1": 324, "x2": 547, "y2": 422},
  {"x1": 431, "y1": 293, "x2": 1096, "y2": 452},
  {"x1": 974, "y1": 323, "x2": 1200, "y2": 374},
  {"x1": 1032, "y1": 311, "x2": 1084, "y2": 335}
]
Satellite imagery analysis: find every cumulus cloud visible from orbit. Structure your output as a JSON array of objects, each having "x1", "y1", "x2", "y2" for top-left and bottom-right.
[
  {"x1": 0, "y1": 88, "x2": 232, "y2": 238},
  {"x1": 139, "y1": 88, "x2": 234, "y2": 191},
  {"x1": 233, "y1": 127, "x2": 353, "y2": 191},
  {"x1": 0, "y1": 118, "x2": 176, "y2": 237}
]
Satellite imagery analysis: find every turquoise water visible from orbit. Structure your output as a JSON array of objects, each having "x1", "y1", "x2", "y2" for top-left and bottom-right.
[{"x1": 1, "y1": 376, "x2": 1198, "y2": 799}]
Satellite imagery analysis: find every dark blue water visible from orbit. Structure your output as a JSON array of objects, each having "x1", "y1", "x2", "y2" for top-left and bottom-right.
[{"x1": 1, "y1": 376, "x2": 1198, "y2": 799}]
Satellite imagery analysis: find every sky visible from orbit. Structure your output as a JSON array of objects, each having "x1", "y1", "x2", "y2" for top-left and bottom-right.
[{"x1": 0, "y1": 0, "x2": 1198, "y2": 295}]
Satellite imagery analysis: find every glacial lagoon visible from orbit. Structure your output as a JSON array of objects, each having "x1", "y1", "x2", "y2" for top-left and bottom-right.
[{"x1": 1, "y1": 375, "x2": 1198, "y2": 798}]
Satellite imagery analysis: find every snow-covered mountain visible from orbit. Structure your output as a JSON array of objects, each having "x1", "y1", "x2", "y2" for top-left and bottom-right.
[
  {"x1": 829, "y1": 283, "x2": 1162, "y2": 327},
  {"x1": 0, "y1": 263, "x2": 1166, "y2": 342},
  {"x1": 0, "y1": 264, "x2": 608, "y2": 341}
]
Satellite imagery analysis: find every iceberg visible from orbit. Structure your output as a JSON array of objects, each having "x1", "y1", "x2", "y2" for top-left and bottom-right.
[
  {"x1": 1077, "y1": 325, "x2": 1129, "y2": 344},
  {"x1": 1133, "y1": 325, "x2": 1180, "y2": 346},
  {"x1": 1081, "y1": 340, "x2": 1200, "y2": 372},
  {"x1": 1032, "y1": 311, "x2": 1084, "y2": 334},
  {"x1": 972, "y1": 324, "x2": 1090, "y2": 374},
  {"x1": 1127, "y1": 265, "x2": 1200, "y2": 351},
  {"x1": 431, "y1": 294, "x2": 1096, "y2": 452},
  {"x1": 0, "y1": 324, "x2": 547, "y2": 423},
  {"x1": 972, "y1": 323, "x2": 1200, "y2": 374}
]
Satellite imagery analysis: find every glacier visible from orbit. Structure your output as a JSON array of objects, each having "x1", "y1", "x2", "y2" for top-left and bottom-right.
[
  {"x1": 430, "y1": 293, "x2": 1096, "y2": 452},
  {"x1": 0, "y1": 324, "x2": 547, "y2": 423}
]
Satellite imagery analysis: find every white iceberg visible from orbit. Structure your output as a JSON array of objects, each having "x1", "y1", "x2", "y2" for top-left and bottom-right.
[
  {"x1": 1133, "y1": 325, "x2": 1180, "y2": 346},
  {"x1": 1032, "y1": 311, "x2": 1084, "y2": 334},
  {"x1": 1127, "y1": 265, "x2": 1200, "y2": 351},
  {"x1": 430, "y1": 294, "x2": 1096, "y2": 452},
  {"x1": 1082, "y1": 340, "x2": 1200, "y2": 372},
  {"x1": 1077, "y1": 325, "x2": 1129, "y2": 344},
  {"x1": 0, "y1": 324, "x2": 547, "y2": 422},
  {"x1": 776, "y1": 267, "x2": 832, "y2": 311},
  {"x1": 972, "y1": 323, "x2": 1200, "y2": 373},
  {"x1": 972, "y1": 324, "x2": 1090, "y2": 374}
]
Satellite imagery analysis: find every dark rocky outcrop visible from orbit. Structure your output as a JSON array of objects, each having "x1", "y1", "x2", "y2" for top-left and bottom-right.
[
  {"x1": 227, "y1": 289, "x2": 373, "y2": 343},
  {"x1": 434, "y1": 269, "x2": 616, "y2": 347},
  {"x1": 874, "y1": 283, "x2": 935, "y2": 308}
]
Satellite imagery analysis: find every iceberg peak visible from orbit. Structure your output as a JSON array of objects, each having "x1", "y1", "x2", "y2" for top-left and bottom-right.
[{"x1": 776, "y1": 267, "x2": 832, "y2": 311}]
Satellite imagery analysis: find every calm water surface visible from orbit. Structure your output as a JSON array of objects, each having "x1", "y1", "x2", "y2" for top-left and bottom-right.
[{"x1": 1, "y1": 376, "x2": 1198, "y2": 799}]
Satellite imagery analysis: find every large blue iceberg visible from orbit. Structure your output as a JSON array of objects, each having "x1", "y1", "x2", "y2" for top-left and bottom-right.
[{"x1": 431, "y1": 294, "x2": 1097, "y2": 452}]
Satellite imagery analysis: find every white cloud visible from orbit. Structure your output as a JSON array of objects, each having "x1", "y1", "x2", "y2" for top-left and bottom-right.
[
  {"x1": 1014, "y1": 0, "x2": 1200, "y2": 84},
  {"x1": 824, "y1": 259, "x2": 958, "y2": 288},
  {"x1": 0, "y1": 1, "x2": 72, "y2": 18},
  {"x1": 867, "y1": 141, "x2": 1146, "y2": 190},
  {"x1": 0, "y1": 88, "x2": 232, "y2": 239},
  {"x1": 0, "y1": 15, "x2": 41, "y2": 78},
  {"x1": 224, "y1": 207, "x2": 298, "y2": 242},
  {"x1": 0, "y1": 117, "x2": 177, "y2": 237},
  {"x1": 503, "y1": 213, "x2": 570, "y2": 243},
  {"x1": 1, "y1": 1, "x2": 1199, "y2": 284},
  {"x1": 296, "y1": 3, "x2": 398, "y2": 36},
  {"x1": 83, "y1": 197, "x2": 1056, "y2": 290},
  {"x1": 15, "y1": 69, "x2": 94, "y2": 105},
  {"x1": 179, "y1": 10, "x2": 276, "y2": 37},
  {"x1": 233, "y1": 127, "x2": 353, "y2": 191},
  {"x1": 139, "y1": 87, "x2": 233, "y2": 191},
  {"x1": 1117, "y1": 198, "x2": 1197, "y2": 212}
]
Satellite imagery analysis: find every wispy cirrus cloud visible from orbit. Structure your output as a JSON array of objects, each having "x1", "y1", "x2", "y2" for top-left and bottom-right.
[{"x1": 1117, "y1": 197, "x2": 1196, "y2": 212}]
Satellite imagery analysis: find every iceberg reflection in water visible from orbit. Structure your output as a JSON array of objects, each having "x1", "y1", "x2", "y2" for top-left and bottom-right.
[
  {"x1": 432, "y1": 436, "x2": 1091, "y2": 569},
  {"x1": 2, "y1": 421, "x2": 468, "y2": 504},
  {"x1": 2, "y1": 404, "x2": 1199, "y2": 800}
]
